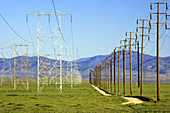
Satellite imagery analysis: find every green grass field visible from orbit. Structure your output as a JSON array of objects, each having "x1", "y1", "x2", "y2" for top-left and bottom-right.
[{"x1": 0, "y1": 80, "x2": 170, "y2": 113}]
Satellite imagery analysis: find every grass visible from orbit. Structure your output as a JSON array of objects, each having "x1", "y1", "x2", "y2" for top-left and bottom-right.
[{"x1": 0, "y1": 80, "x2": 170, "y2": 112}]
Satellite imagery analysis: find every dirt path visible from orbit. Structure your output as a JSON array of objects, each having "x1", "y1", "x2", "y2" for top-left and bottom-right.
[
  {"x1": 91, "y1": 85, "x2": 143, "y2": 104},
  {"x1": 91, "y1": 85, "x2": 111, "y2": 96},
  {"x1": 122, "y1": 97, "x2": 143, "y2": 104}
]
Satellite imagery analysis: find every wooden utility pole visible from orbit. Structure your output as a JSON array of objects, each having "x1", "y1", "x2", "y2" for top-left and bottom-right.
[
  {"x1": 95, "y1": 67, "x2": 97, "y2": 86},
  {"x1": 114, "y1": 49, "x2": 116, "y2": 93},
  {"x1": 123, "y1": 49, "x2": 126, "y2": 95},
  {"x1": 150, "y1": 2, "x2": 168, "y2": 101},
  {"x1": 97, "y1": 66, "x2": 99, "y2": 87},
  {"x1": 136, "y1": 19, "x2": 150, "y2": 96},
  {"x1": 89, "y1": 69, "x2": 91, "y2": 84},
  {"x1": 99, "y1": 64, "x2": 102, "y2": 88},
  {"x1": 137, "y1": 41, "x2": 140, "y2": 88},
  {"x1": 94, "y1": 68, "x2": 97, "y2": 86},
  {"x1": 110, "y1": 55, "x2": 113, "y2": 93},
  {"x1": 105, "y1": 56, "x2": 111, "y2": 92},
  {"x1": 102, "y1": 63, "x2": 104, "y2": 88},
  {"x1": 104, "y1": 62, "x2": 107, "y2": 90},
  {"x1": 94, "y1": 68, "x2": 96, "y2": 85},
  {"x1": 118, "y1": 50, "x2": 120, "y2": 95},
  {"x1": 107, "y1": 60, "x2": 110, "y2": 92},
  {"x1": 106, "y1": 60, "x2": 109, "y2": 91},
  {"x1": 125, "y1": 32, "x2": 137, "y2": 95},
  {"x1": 115, "y1": 47, "x2": 121, "y2": 95},
  {"x1": 120, "y1": 40, "x2": 127, "y2": 95}
]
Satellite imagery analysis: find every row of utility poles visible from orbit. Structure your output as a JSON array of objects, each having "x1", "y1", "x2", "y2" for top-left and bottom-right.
[{"x1": 89, "y1": 2, "x2": 168, "y2": 101}]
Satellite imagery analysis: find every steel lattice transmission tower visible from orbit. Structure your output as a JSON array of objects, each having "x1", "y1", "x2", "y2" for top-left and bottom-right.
[
  {"x1": 0, "y1": 46, "x2": 14, "y2": 86},
  {"x1": 12, "y1": 44, "x2": 29, "y2": 90},
  {"x1": 26, "y1": 11, "x2": 72, "y2": 95}
]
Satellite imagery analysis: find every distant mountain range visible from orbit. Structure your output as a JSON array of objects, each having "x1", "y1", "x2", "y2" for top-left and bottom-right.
[
  {"x1": 0, "y1": 51, "x2": 170, "y2": 82},
  {"x1": 77, "y1": 51, "x2": 170, "y2": 80}
]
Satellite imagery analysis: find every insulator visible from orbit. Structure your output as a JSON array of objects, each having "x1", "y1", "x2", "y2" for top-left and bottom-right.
[
  {"x1": 150, "y1": 14, "x2": 152, "y2": 19},
  {"x1": 148, "y1": 36, "x2": 150, "y2": 41},
  {"x1": 150, "y1": 4, "x2": 152, "y2": 10},
  {"x1": 165, "y1": 24, "x2": 167, "y2": 30},
  {"x1": 137, "y1": 20, "x2": 138, "y2": 24},
  {"x1": 166, "y1": 14, "x2": 167, "y2": 20},
  {"x1": 150, "y1": 24, "x2": 152, "y2": 29},
  {"x1": 166, "y1": 4, "x2": 168, "y2": 10}
]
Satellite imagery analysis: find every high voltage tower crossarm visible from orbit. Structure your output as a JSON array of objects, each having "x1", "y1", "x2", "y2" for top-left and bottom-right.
[
  {"x1": 150, "y1": 2, "x2": 168, "y2": 101},
  {"x1": 120, "y1": 40, "x2": 127, "y2": 95},
  {"x1": 136, "y1": 19, "x2": 150, "y2": 96},
  {"x1": 125, "y1": 32, "x2": 137, "y2": 95},
  {"x1": 26, "y1": 11, "x2": 72, "y2": 95}
]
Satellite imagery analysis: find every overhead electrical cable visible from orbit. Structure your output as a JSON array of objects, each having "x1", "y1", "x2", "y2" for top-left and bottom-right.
[
  {"x1": 52, "y1": 0, "x2": 68, "y2": 43},
  {"x1": 0, "y1": 14, "x2": 31, "y2": 43}
]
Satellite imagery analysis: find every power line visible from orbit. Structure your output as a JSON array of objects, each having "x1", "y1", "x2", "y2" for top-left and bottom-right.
[
  {"x1": 0, "y1": 14, "x2": 31, "y2": 43},
  {"x1": 51, "y1": 0, "x2": 68, "y2": 43},
  {"x1": 160, "y1": 33, "x2": 167, "y2": 50}
]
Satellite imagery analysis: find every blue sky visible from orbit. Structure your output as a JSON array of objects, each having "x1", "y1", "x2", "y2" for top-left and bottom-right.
[{"x1": 0, "y1": 0, "x2": 170, "y2": 58}]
